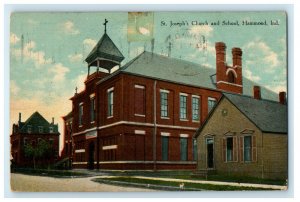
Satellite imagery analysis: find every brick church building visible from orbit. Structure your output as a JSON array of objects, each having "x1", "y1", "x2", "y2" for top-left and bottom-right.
[{"x1": 62, "y1": 20, "x2": 277, "y2": 170}]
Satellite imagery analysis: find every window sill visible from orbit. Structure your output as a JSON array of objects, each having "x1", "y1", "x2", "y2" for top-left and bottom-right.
[
  {"x1": 161, "y1": 117, "x2": 170, "y2": 119},
  {"x1": 90, "y1": 121, "x2": 95, "y2": 124},
  {"x1": 192, "y1": 120, "x2": 200, "y2": 123},
  {"x1": 135, "y1": 114, "x2": 145, "y2": 117},
  {"x1": 180, "y1": 119, "x2": 189, "y2": 122},
  {"x1": 107, "y1": 116, "x2": 113, "y2": 119},
  {"x1": 79, "y1": 125, "x2": 83, "y2": 128}
]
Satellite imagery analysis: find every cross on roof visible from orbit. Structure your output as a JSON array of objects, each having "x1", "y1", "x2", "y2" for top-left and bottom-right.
[{"x1": 103, "y1": 19, "x2": 108, "y2": 33}]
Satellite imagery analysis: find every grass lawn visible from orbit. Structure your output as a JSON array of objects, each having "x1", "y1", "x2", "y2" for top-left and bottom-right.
[
  {"x1": 93, "y1": 176, "x2": 274, "y2": 191},
  {"x1": 100, "y1": 170, "x2": 286, "y2": 186}
]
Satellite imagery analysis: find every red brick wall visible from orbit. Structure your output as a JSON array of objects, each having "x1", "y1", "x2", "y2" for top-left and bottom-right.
[{"x1": 11, "y1": 133, "x2": 59, "y2": 166}]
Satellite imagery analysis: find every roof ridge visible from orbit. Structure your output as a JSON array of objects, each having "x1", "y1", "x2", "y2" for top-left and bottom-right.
[
  {"x1": 223, "y1": 92, "x2": 283, "y2": 105},
  {"x1": 120, "y1": 51, "x2": 147, "y2": 71}
]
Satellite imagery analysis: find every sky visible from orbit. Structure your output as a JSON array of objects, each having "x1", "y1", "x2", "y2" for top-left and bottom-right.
[{"x1": 10, "y1": 12, "x2": 287, "y2": 151}]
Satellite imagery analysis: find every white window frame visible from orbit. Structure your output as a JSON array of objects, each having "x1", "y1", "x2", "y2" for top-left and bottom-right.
[
  {"x1": 107, "y1": 87, "x2": 114, "y2": 118},
  {"x1": 208, "y1": 97, "x2": 217, "y2": 113},
  {"x1": 90, "y1": 96, "x2": 96, "y2": 123},
  {"x1": 192, "y1": 95, "x2": 200, "y2": 122},
  {"x1": 160, "y1": 89, "x2": 169, "y2": 118},
  {"x1": 180, "y1": 93, "x2": 188, "y2": 121},
  {"x1": 79, "y1": 102, "x2": 84, "y2": 127},
  {"x1": 243, "y1": 135, "x2": 252, "y2": 162}
]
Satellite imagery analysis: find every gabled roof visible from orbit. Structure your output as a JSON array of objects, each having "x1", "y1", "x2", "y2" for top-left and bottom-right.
[
  {"x1": 195, "y1": 93, "x2": 287, "y2": 138},
  {"x1": 100, "y1": 51, "x2": 278, "y2": 101},
  {"x1": 85, "y1": 33, "x2": 124, "y2": 65},
  {"x1": 223, "y1": 93, "x2": 287, "y2": 134},
  {"x1": 19, "y1": 111, "x2": 59, "y2": 134}
]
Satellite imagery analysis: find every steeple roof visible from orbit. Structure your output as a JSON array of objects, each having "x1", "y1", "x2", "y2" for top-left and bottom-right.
[{"x1": 85, "y1": 33, "x2": 124, "y2": 69}]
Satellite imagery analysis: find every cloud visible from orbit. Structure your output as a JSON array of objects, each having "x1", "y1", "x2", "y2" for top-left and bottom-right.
[
  {"x1": 244, "y1": 69, "x2": 261, "y2": 82},
  {"x1": 265, "y1": 83, "x2": 287, "y2": 94},
  {"x1": 10, "y1": 33, "x2": 20, "y2": 44},
  {"x1": 11, "y1": 40, "x2": 52, "y2": 67},
  {"x1": 244, "y1": 39, "x2": 280, "y2": 71},
  {"x1": 72, "y1": 73, "x2": 87, "y2": 92},
  {"x1": 10, "y1": 80, "x2": 20, "y2": 96},
  {"x1": 83, "y1": 38, "x2": 97, "y2": 48},
  {"x1": 27, "y1": 19, "x2": 39, "y2": 26},
  {"x1": 62, "y1": 20, "x2": 80, "y2": 35},
  {"x1": 188, "y1": 25, "x2": 213, "y2": 36},
  {"x1": 68, "y1": 53, "x2": 83, "y2": 63},
  {"x1": 49, "y1": 63, "x2": 70, "y2": 82}
]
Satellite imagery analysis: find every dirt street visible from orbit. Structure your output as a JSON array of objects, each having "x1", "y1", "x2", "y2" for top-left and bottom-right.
[{"x1": 10, "y1": 173, "x2": 155, "y2": 192}]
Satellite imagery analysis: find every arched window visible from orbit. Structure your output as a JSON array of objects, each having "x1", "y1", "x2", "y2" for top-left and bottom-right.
[{"x1": 228, "y1": 71, "x2": 235, "y2": 83}]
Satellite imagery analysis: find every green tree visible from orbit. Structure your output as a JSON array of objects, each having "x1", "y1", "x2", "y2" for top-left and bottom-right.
[{"x1": 23, "y1": 139, "x2": 52, "y2": 169}]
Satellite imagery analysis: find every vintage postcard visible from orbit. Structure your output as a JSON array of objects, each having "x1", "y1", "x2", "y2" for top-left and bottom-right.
[{"x1": 10, "y1": 11, "x2": 287, "y2": 192}]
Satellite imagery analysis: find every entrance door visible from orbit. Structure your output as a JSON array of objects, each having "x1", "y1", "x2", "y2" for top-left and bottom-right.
[
  {"x1": 88, "y1": 142, "x2": 95, "y2": 170},
  {"x1": 206, "y1": 138, "x2": 214, "y2": 169}
]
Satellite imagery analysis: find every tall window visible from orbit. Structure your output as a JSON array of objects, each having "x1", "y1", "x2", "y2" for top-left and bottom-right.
[
  {"x1": 180, "y1": 94, "x2": 187, "y2": 119},
  {"x1": 193, "y1": 139, "x2": 197, "y2": 160},
  {"x1": 244, "y1": 136, "x2": 252, "y2": 162},
  {"x1": 27, "y1": 125, "x2": 32, "y2": 133},
  {"x1": 108, "y1": 89, "x2": 114, "y2": 117},
  {"x1": 160, "y1": 91, "x2": 169, "y2": 118},
  {"x1": 226, "y1": 137, "x2": 233, "y2": 162},
  {"x1": 208, "y1": 97, "x2": 216, "y2": 113},
  {"x1": 162, "y1": 136, "x2": 169, "y2": 160},
  {"x1": 90, "y1": 97, "x2": 96, "y2": 122},
  {"x1": 192, "y1": 96, "x2": 200, "y2": 121},
  {"x1": 49, "y1": 127, "x2": 53, "y2": 133},
  {"x1": 180, "y1": 137, "x2": 188, "y2": 161},
  {"x1": 79, "y1": 103, "x2": 83, "y2": 126},
  {"x1": 134, "y1": 85, "x2": 145, "y2": 116}
]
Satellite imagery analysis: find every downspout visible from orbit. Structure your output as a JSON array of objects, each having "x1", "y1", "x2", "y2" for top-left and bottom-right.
[
  {"x1": 261, "y1": 132, "x2": 264, "y2": 179},
  {"x1": 153, "y1": 80, "x2": 157, "y2": 170},
  {"x1": 96, "y1": 87, "x2": 100, "y2": 170}
]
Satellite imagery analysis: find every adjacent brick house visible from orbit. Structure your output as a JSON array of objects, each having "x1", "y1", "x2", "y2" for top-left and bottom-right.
[
  {"x1": 10, "y1": 111, "x2": 60, "y2": 167},
  {"x1": 63, "y1": 23, "x2": 279, "y2": 170},
  {"x1": 194, "y1": 89, "x2": 287, "y2": 180}
]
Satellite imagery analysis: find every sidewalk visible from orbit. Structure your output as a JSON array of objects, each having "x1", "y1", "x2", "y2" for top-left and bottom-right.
[{"x1": 98, "y1": 175, "x2": 287, "y2": 190}]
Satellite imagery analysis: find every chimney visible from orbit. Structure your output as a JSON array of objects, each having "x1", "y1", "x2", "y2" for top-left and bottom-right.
[
  {"x1": 215, "y1": 42, "x2": 227, "y2": 83},
  {"x1": 52, "y1": 117, "x2": 54, "y2": 124},
  {"x1": 232, "y1": 47, "x2": 242, "y2": 68},
  {"x1": 279, "y1": 91, "x2": 287, "y2": 104},
  {"x1": 253, "y1": 86, "x2": 261, "y2": 100},
  {"x1": 18, "y1": 112, "x2": 21, "y2": 122}
]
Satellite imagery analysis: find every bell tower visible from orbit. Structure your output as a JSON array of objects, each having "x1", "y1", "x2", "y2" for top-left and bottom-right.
[{"x1": 85, "y1": 19, "x2": 125, "y2": 76}]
